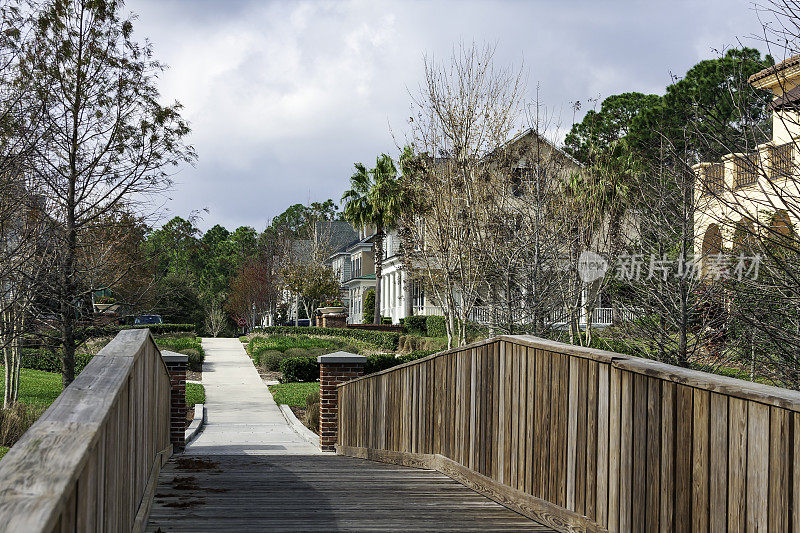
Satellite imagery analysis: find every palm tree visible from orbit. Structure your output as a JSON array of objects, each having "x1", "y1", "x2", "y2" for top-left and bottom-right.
[{"x1": 342, "y1": 154, "x2": 403, "y2": 324}]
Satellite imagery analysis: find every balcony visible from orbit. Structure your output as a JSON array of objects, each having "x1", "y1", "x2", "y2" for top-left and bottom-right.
[{"x1": 733, "y1": 153, "x2": 758, "y2": 189}]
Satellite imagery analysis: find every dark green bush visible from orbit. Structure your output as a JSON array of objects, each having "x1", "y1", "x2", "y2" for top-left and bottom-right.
[
  {"x1": 381, "y1": 317, "x2": 392, "y2": 325},
  {"x1": 80, "y1": 323, "x2": 196, "y2": 340},
  {"x1": 364, "y1": 354, "x2": 399, "y2": 374},
  {"x1": 20, "y1": 349, "x2": 93, "y2": 374},
  {"x1": 251, "y1": 326, "x2": 399, "y2": 350},
  {"x1": 279, "y1": 357, "x2": 319, "y2": 383},
  {"x1": 404, "y1": 316, "x2": 427, "y2": 335},
  {"x1": 425, "y1": 315, "x2": 447, "y2": 337},
  {"x1": 363, "y1": 289, "x2": 375, "y2": 324},
  {"x1": 400, "y1": 349, "x2": 438, "y2": 362},
  {"x1": 155, "y1": 336, "x2": 205, "y2": 372}
]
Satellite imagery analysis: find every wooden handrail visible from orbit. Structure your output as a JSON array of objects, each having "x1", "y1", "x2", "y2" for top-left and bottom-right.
[
  {"x1": 337, "y1": 334, "x2": 800, "y2": 532},
  {"x1": 0, "y1": 329, "x2": 172, "y2": 532}
]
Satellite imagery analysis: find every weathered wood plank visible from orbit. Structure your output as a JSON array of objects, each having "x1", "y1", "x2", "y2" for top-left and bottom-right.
[
  {"x1": 728, "y1": 397, "x2": 748, "y2": 533},
  {"x1": 769, "y1": 406, "x2": 790, "y2": 533},
  {"x1": 566, "y1": 357, "x2": 579, "y2": 511},
  {"x1": 692, "y1": 388, "x2": 710, "y2": 533},
  {"x1": 675, "y1": 384, "x2": 693, "y2": 532},
  {"x1": 0, "y1": 329, "x2": 171, "y2": 533},
  {"x1": 660, "y1": 380, "x2": 675, "y2": 533},
  {"x1": 747, "y1": 402, "x2": 769, "y2": 533},
  {"x1": 595, "y1": 362, "x2": 609, "y2": 528},
  {"x1": 709, "y1": 393, "x2": 727, "y2": 533},
  {"x1": 608, "y1": 365, "x2": 621, "y2": 532},
  {"x1": 585, "y1": 359, "x2": 598, "y2": 522},
  {"x1": 149, "y1": 454, "x2": 556, "y2": 532},
  {"x1": 645, "y1": 377, "x2": 660, "y2": 533}
]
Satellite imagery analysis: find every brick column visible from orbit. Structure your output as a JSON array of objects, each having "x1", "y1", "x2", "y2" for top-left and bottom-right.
[
  {"x1": 161, "y1": 351, "x2": 188, "y2": 452},
  {"x1": 318, "y1": 352, "x2": 366, "y2": 452}
]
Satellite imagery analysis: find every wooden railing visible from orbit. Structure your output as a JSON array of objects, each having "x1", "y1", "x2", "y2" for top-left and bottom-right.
[
  {"x1": 0, "y1": 329, "x2": 172, "y2": 532},
  {"x1": 337, "y1": 335, "x2": 800, "y2": 532}
]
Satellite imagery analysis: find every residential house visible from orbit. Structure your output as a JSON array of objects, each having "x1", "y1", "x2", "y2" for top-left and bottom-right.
[{"x1": 693, "y1": 54, "x2": 800, "y2": 268}]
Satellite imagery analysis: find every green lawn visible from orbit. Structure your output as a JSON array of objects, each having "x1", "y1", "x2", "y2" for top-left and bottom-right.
[
  {"x1": 0, "y1": 366, "x2": 63, "y2": 406},
  {"x1": 269, "y1": 382, "x2": 319, "y2": 407}
]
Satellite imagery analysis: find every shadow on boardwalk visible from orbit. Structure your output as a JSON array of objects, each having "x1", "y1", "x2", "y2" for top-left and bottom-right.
[{"x1": 146, "y1": 455, "x2": 551, "y2": 532}]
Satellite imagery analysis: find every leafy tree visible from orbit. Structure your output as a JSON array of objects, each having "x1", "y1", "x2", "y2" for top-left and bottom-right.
[
  {"x1": 632, "y1": 47, "x2": 773, "y2": 164},
  {"x1": 342, "y1": 154, "x2": 403, "y2": 324},
  {"x1": 564, "y1": 92, "x2": 660, "y2": 165},
  {"x1": 270, "y1": 200, "x2": 339, "y2": 237},
  {"x1": 20, "y1": 0, "x2": 195, "y2": 385}
]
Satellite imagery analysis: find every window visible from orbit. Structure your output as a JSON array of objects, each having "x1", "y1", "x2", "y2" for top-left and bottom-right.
[
  {"x1": 771, "y1": 143, "x2": 793, "y2": 180},
  {"x1": 703, "y1": 163, "x2": 724, "y2": 195},
  {"x1": 511, "y1": 168, "x2": 523, "y2": 197},
  {"x1": 734, "y1": 154, "x2": 758, "y2": 189}
]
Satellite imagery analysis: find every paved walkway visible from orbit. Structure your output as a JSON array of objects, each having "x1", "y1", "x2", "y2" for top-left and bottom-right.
[{"x1": 185, "y1": 337, "x2": 319, "y2": 455}]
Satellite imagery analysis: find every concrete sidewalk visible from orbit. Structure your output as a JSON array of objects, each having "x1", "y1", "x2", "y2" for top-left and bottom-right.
[{"x1": 185, "y1": 337, "x2": 321, "y2": 455}]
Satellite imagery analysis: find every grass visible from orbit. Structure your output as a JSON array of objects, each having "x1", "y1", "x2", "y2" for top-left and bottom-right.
[
  {"x1": 269, "y1": 382, "x2": 320, "y2": 407},
  {"x1": 0, "y1": 446, "x2": 8, "y2": 459},
  {"x1": 0, "y1": 366, "x2": 63, "y2": 406},
  {"x1": 186, "y1": 382, "x2": 205, "y2": 408}
]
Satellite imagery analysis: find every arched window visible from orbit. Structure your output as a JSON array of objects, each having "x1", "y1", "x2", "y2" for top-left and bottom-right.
[
  {"x1": 732, "y1": 218, "x2": 756, "y2": 252},
  {"x1": 702, "y1": 224, "x2": 723, "y2": 256}
]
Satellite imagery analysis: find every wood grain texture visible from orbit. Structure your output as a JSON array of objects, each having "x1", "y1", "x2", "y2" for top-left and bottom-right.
[
  {"x1": 0, "y1": 329, "x2": 172, "y2": 533},
  {"x1": 336, "y1": 334, "x2": 800, "y2": 533},
  {"x1": 747, "y1": 402, "x2": 769, "y2": 532},
  {"x1": 149, "y1": 454, "x2": 555, "y2": 533}
]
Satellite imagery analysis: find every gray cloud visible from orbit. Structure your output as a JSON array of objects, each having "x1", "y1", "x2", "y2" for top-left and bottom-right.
[{"x1": 127, "y1": 0, "x2": 768, "y2": 231}]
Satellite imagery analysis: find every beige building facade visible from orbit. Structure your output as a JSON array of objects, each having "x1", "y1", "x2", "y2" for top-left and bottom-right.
[{"x1": 693, "y1": 55, "x2": 800, "y2": 263}]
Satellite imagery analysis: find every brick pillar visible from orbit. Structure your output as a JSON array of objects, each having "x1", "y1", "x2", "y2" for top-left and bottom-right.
[
  {"x1": 318, "y1": 352, "x2": 366, "y2": 452},
  {"x1": 321, "y1": 313, "x2": 347, "y2": 328},
  {"x1": 161, "y1": 351, "x2": 188, "y2": 452}
]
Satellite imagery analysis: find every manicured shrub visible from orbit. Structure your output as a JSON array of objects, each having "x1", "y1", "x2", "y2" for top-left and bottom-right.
[
  {"x1": 400, "y1": 349, "x2": 438, "y2": 363},
  {"x1": 156, "y1": 336, "x2": 205, "y2": 372},
  {"x1": 364, "y1": 354, "x2": 399, "y2": 374},
  {"x1": 363, "y1": 289, "x2": 375, "y2": 324},
  {"x1": 381, "y1": 317, "x2": 392, "y2": 325},
  {"x1": 279, "y1": 357, "x2": 319, "y2": 383},
  {"x1": 425, "y1": 315, "x2": 447, "y2": 337},
  {"x1": 250, "y1": 327, "x2": 399, "y2": 351},
  {"x1": 259, "y1": 350, "x2": 287, "y2": 371},
  {"x1": 404, "y1": 316, "x2": 427, "y2": 336},
  {"x1": 82, "y1": 323, "x2": 196, "y2": 339},
  {"x1": 20, "y1": 349, "x2": 93, "y2": 374}
]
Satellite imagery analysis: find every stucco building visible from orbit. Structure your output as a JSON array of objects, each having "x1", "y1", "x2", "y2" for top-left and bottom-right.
[{"x1": 693, "y1": 54, "x2": 800, "y2": 265}]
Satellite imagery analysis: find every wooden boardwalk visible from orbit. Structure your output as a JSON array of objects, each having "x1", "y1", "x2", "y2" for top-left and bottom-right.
[{"x1": 145, "y1": 454, "x2": 552, "y2": 532}]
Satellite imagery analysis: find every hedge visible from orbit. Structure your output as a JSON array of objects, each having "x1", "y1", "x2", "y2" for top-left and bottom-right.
[
  {"x1": 425, "y1": 315, "x2": 447, "y2": 337},
  {"x1": 20, "y1": 349, "x2": 93, "y2": 374},
  {"x1": 251, "y1": 326, "x2": 399, "y2": 351},
  {"x1": 20, "y1": 331, "x2": 205, "y2": 374},
  {"x1": 279, "y1": 357, "x2": 319, "y2": 383},
  {"x1": 404, "y1": 316, "x2": 427, "y2": 335},
  {"x1": 85, "y1": 323, "x2": 196, "y2": 338}
]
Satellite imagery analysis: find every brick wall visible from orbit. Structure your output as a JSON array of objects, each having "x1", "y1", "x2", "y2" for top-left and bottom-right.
[
  {"x1": 321, "y1": 314, "x2": 347, "y2": 329},
  {"x1": 318, "y1": 353, "x2": 366, "y2": 452},
  {"x1": 162, "y1": 352, "x2": 188, "y2": 452}
]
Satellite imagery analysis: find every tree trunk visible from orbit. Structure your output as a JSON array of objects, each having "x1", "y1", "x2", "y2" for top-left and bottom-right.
[
  {"x1": 373, "y1": 226, "x2": 384, "y2": 325},
  {"x1": 403, "y1": 272, "x2": 413, "y2": 319}
]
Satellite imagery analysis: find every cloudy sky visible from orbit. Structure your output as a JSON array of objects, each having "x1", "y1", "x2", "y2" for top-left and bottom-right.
[{"x1": 128, "y1": 0, "x2": 771, "y2": 232}]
